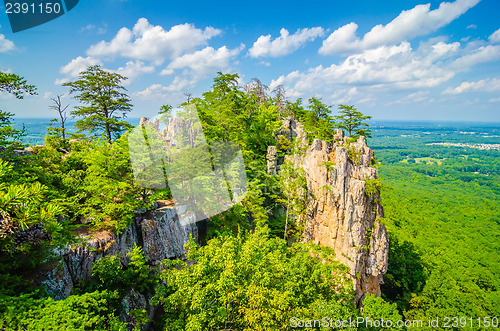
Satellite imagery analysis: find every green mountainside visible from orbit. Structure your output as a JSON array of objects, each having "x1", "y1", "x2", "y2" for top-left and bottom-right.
[{"x1": 0, "y1": 70, "x2": 498, "y2": 330}]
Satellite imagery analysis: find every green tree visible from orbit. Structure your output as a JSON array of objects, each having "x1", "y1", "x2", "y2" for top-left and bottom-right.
[
  {"x1": 0, "y1": 72, "x2": 36, "y2": 98},
  {"x1": 278, "y1": 160, "x2": 308, "y2": 241},
  {"x1": 158, "y1": 104, "x2": 173, "y2": 125},
  {"x1": 0, "y1": 290, "x2": 126, "y2": 330},
  {"x1": 63, "y1": 65, "x2": 132, "y2": 143},
  {"x1": 79, "y1": 134, "x2": 146, "y2": 233},
  {"x1": 335, "y1": 104, "x2": 372, "y2": 138},
  {"x1": 0, "y1": 159, "x2": 64, "y2": 252},
  {"x1": 92, "y1": 244, "x2": 156, "y2": 294},
  {"x1": 361, "y1": 293, "x2": 402, "y2": 330},
  {"x1": 153, "y1": 226, "x2": 356, "y2": 330},
  {"x1": 0, "y1": 72, "x2": 37, "y2": 149}
]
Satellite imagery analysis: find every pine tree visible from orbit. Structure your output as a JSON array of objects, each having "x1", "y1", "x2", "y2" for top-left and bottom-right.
[
  {"x1": 0, "y1": 72, "x2": 37, "y2": 149},
  {"x1": 63, "y1": 65, "x2": 132, "y2": 143},
  {"x1": 335, "y1": 104, "x2": 372, "y2": 138}
]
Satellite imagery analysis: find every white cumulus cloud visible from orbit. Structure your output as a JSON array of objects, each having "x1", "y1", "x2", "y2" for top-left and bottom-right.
[
  {"x1": 489, "y1": 28, "x2": 500, "y2": 44},
  {"x1": 319, "y1": 0, "x2": 480, "y2": 55},
  {"x1": 443, "y1": 77, "x2": 500, "y2": 94},
  {"x1": 249, "y1": 27, "x2": 324, "y2": 58},
  {"x1": 0, "y1": 34, "x2": 15, "y2": 53},
  {"x1": 87, "y1": 18, "x2": 221, "y2": 65},
  {"x1": 161, "y1": 45, "x2": 243, "y2": 76},
  {"x1": 116, "y1": 61, "x2": 155, "y2": 85},
  {"x1": 451, "y1": 45, "x2": 500, "y2": 69},
  {"x1": 55, "y1": 56, "x2": 103, "y2": 84},
  {"x1": 158, "y1": 45, "x2": 244, "y2": 92}
]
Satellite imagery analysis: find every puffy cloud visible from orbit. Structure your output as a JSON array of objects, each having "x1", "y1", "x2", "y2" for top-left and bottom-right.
[
  {"x1": 319, "y1": 0, "x2": 480, "y2": 55},
  {"x1": 87, "y1": 18, "x2": 221, "y2": 65},
  {"x1": 249, "y1": 27, "x2": 324, "y2": 58},
  {"x1": 0, "y1": 34, "x2": 15, "y2": 53},
  {"x1": 134, "y1": 79, "x2": 194, "y2": 100},
  {"x1": 116, "y1": 61, "x2": 155, "y2": 85},
  {"x1": 161, "y1": 45, "x2": 243, "y2": 77},
  {"x1": 331, "y1": 87, "x2": 359, "y2": 104},
  {"x1": 55, "y1": 56, "x2": 102, "y2": 84},
  {"x1": 56, "y1": 58, "x2": 154, "y2": 85},
  {"x1": 443, "y1": 77, "x2": 500, "y2": 94},
  {"x1": 158, "y1": 45, "x2": 244, "y2": 92},
  {"x1": 272, "y1": 34, "x2": 500, "y2": 103},
  {"x1": 134, "y1": 84, "x2": 170, "y2": 100},
  {"x1": 489, "y1": 28, "x2": 500, "y2": 44},
  {"x1": 281, "y1": 42, "x2": 456, "y2": 92},
  {"x1": 451, "y1": 45, "x2": 500, "y2": 69},
  {"x1": 430, "y1": 41, "x2": 461, "y2": 58},
  {"x1": 42, "y1": 92, "x2": 53, "y2": 100}
]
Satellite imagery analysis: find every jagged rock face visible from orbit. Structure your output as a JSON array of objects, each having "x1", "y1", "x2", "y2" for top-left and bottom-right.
[
  {"x1": 120, "y1": 289, "x2": 156, "y2": 331},
  {"x1": 266, "y1": 146, "x2": 278, "y2": 175},
  {"x1": 287, "y1": 127, "x2": 389, "y2": 304},
  {"x1": 41, "y1": 205, "x2": 199, "y2": 300}
]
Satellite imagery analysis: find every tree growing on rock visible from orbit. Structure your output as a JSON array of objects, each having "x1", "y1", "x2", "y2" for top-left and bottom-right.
[
  {"x1": 63, "y1": 65, "x2": 132, "y2": 143},
  {"x1": 335, "y1": 104, "x2": 372, "y2": 138}
]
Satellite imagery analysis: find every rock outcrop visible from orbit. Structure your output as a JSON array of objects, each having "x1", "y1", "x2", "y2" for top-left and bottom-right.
[
  {"x1": 41, "y1": 203, "x2": 199, "y2": 300},
  {"x1": 286, "y1": 123, "x2": 389, "y2": 305},
  {"x1": 266, "y1": 146, "x2": 278, "y2": 175},
  {"x1": 36, "y1": 202, "x2": 200, "y2": 329}
]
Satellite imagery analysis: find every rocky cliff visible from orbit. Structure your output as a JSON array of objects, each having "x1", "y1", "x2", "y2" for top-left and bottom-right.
[
  {"x1": 281, "y1": 119, "x2": 389, "y2": 305},
  {"x1": 37, "y1": 202, "x2": 200, "y2": 328}
]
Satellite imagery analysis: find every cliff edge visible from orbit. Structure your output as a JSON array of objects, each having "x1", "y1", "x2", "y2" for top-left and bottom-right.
[{"x1": 281, "y1": 120, "x2": 389, "y2": 305}]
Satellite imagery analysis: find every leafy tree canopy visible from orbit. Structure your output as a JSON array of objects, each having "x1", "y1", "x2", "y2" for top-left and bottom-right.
[
  {"x1": 335, "y1": 104, "x2": 372, "y2": 138},
  {"x1": 63, "y1": 65, "x2": 132, "y2": 143},
  {"x1": 154, "y1": 226, "x2": 357, "y2": 330},
  {"x1": 0, "y1": 72, "x2": 37, "y2": 99},
  {"x1": 0, "y1": 72, "x2": 37, "y2": 149}
]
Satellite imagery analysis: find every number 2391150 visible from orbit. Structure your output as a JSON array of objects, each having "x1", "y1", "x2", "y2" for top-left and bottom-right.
[{"x1": 5, "y1": 2, "x2": 61, "y2": 14}]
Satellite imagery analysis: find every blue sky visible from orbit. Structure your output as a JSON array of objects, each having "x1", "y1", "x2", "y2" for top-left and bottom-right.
[{"x1": 0, "y1": 0, "x2": 499, "y2": 121}]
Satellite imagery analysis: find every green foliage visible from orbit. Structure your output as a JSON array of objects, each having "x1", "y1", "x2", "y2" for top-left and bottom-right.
[
  {"x1": 153, "y1": 226, "x2": 356, "y2": 330},
  {"x1": 63, "y1": 65, "x2": 132, "y2": 143},
  {"x1": 342, "y1": 139, "x2": 362, "y2": 165},
  {"x1": 195, "y1": 72, "x2": 282, "y2": 162},
  {"x1": 0, "y1": 72, "x2": 37, "y2": 99},
  {"x1": 289, "y1": 97, "x2": 336, "y2": 142},
  {"x1": 321, "y1": 160, "x2": 336, "y2": 171},
  {"x1": 362, "y1": 293, "x2": 402, "y2": 330},
  {"x1": 0, "y1": 71, "x2": 36, "y2": 151},
  {"x1": 45, "y1": 118, "x2": 69, "y2": 149},
  {"x1": 92, "y1": 244, "x2": 156, "y2": 293},
  {"x1": 159, "y1": 104, "x2": 173, "y2": 125},
  {"x1": 0, "y1": 158, "x2": 65, "y2": 252},
  {"x1": 372, "y1": 126, "x2": 500, "y2": 321},
  {"x1": 78, "y1": 135, "x2": 146, "y2": 233},
  {"x1": 0, "y1": 110, "x2": 25, "y2": 150},
  {"x1": 277, "y1": 160, "x2": 308, "y2": 240},
  {"x1": 0, "y1": 290, "x2": 126, "y2": 330},
  {"x1": 335, "y1": 104, "x2": 372, "y2": 138},
  {"x1": 363, "y1": 178, "x2": 381, "y2": 200},
  {"x1": 92, "y1": 254, "x2": 123, "y2": 290},
  {"x1": 381, "y1": 234, "x2": 426, "y2": 311}
]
